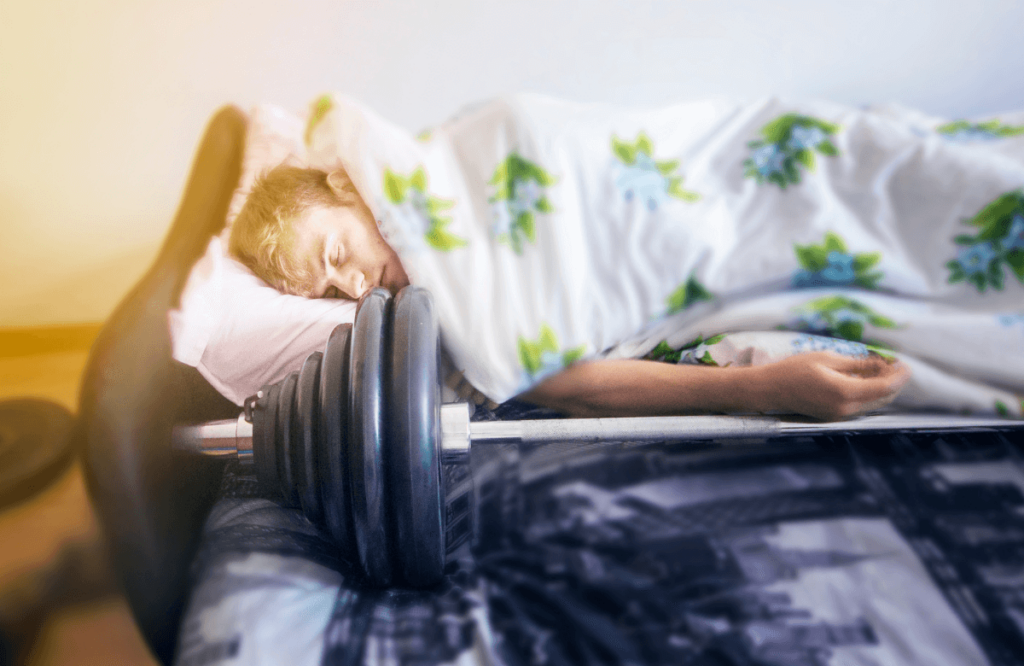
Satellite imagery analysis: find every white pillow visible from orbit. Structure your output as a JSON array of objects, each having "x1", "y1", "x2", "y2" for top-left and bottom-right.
[
  {"x1": 170, "y1": 236, "x2": 357, "y2": 405},
  {"x1": 168, "y1": 103, "x2": 358, "y2": 405}
]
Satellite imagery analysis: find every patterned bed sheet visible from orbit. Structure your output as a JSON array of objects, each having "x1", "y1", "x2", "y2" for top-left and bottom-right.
[{"x1": 175, "y1": 401, "x2": 1024, "y2": 666}]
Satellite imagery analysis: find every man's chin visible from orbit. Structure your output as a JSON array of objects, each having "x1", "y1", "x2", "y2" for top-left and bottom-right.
[
  {"x1": 385, "y1": 262, "x2": 412, "y2": 295},
  {"x1": 386, "y1": 279, "x2": 411, "y2": 296}
]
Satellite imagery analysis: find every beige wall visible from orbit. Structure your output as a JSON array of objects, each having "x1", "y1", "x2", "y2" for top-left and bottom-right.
[{"x1": 2, "y1": 0, "x2": 1022, "y2": 327}]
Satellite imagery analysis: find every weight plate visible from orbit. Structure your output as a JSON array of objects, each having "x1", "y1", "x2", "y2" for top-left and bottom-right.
[
  {"x1": 276, "y1": 372, "x2": 300, "y2": 507},
  {"x1": 252, "y1": 382, "x2": 282, "y2": 498},
  {"x1": 348, "y1": 288, "x2": 393, "y2": 586},
  {"x1": 319, "y1": 323, "x2": 355, "y2": 560},
  {"x1": 388, "y1": 286, "x2": 444, "y2": 587},
  {"x1": 295, "y1": 351, "x2": 323, "y2": 525},
  {"x1": 0, "y1": 399, "x2": 74, "y2": 509}
]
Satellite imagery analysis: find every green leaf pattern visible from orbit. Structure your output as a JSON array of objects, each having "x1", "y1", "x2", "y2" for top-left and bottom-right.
[
  {"x1": 518, "y1": 324, "x2": 586, "y2": 380},
  {"x1": 666, "y1": 274, "x2": 713, "y2": 314},
  {"x1": 744, "y1": 114, "x2": 840, "y2": 188},
  {"x1": 645, "y1": 334, "x2": 728, "y2": 366},
  {"x1": 786, "y1": 295, "x2": 897, "y2": 345},
  {"x1": 305, "y1": 94, "x2": 334, "y2": 147},
  {"x1": 489, "y1": 154, "x2": 557, "y2": 254},
  {"x1": 382, "y1": 167, "x2": 467, "y2": 252},
  {"x1": 792, "y1": 232, "x2": 883, "y2": 289},
  {"x1": 938, "y1": 120, "x2": 1024, "y2": 142},
  {"x1": 946, "y1": 190, "x2": 1024, "y2": 293}
]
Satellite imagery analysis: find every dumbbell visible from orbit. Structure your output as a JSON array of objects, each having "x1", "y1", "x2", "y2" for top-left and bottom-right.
[
  {"x1": 174, "y1": 286, "x2": 1021, "y2": 587},
  {"x1": 177, "y1": 286, "x2": 449, "y2": 588}
]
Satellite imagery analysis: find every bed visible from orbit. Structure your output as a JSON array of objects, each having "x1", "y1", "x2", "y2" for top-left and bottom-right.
[{"x1": 77, "y1": 102, "x2": 1024, "y2": 666}]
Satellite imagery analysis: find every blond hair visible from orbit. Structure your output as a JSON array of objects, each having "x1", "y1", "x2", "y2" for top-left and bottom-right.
[{"x1": 229, "y1": 165, "x2": 363, "y2": 296}]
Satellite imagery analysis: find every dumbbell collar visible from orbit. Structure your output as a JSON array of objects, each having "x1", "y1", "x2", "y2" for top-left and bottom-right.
[{"x1": 172, "y1": 414, "x2": 253, "y2": 463}]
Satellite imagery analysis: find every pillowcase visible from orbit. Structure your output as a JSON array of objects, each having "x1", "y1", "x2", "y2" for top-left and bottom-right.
[
  {"x1": 169, "y1": 103, "x2": 358, "y2": 405},
  {"x1": 170, "y1": 236, "x2": 357, "y2": 405}
]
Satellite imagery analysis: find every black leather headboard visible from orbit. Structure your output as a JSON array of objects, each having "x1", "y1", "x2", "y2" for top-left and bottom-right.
[{"x1": 76, "y1": 106, "x2": 247, "y2": 664}]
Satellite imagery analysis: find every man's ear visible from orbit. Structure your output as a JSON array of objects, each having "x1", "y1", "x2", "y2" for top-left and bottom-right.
[{"x1": 326, "y1": 168, "x2": 350, "y2": 198}]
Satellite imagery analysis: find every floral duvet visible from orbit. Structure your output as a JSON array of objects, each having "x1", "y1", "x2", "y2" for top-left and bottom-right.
[{"x1": 306, "y1": 93, "x2": 1024, "y2": 415}]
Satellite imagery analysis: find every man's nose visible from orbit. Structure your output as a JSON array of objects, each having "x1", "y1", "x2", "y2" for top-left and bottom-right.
[{"x1": 333, "y1": 268, "x2": 367, "y2": 299}]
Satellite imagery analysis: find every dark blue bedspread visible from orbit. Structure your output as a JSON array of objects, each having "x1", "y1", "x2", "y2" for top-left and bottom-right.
[{"x1": 175, "y1": 405, "x2": 1024, "y2": 666}]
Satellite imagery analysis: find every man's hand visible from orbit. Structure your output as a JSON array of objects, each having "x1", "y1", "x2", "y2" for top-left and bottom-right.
[{"x1": 753, "y1": 352, "x2": 910, "y2": 421}]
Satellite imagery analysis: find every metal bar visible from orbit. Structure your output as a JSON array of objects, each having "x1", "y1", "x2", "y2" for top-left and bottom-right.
[
  {"x1": 776, "y1": 413, "x2": 1020, "y2": 434},
  {"x1": 468, "y1": 414, "x2": 780, "y2": 445},
  {"x1": 465, "y1": 412, "x2": 1023, "y2": 447},
  {"x1": 175, "y1": 407, "x2": 1022, "y2": 457},
  {"x1": 173, "y1": 414, "x2": 253, "y2": 460}
]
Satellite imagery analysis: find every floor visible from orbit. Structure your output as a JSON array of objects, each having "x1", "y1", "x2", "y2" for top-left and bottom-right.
[{"x1": 0, "y1": 346, "x2": 158, "y2": 665}]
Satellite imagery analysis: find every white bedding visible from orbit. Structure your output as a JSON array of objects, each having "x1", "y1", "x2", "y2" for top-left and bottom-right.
[{"x1": 301, "y1": 93, "x2": 1024, "y2": 415}]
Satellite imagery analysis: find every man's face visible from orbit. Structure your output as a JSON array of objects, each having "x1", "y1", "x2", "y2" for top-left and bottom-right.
[{"x1": 290, "y1": 203, "x2": 410, "y2": 300}]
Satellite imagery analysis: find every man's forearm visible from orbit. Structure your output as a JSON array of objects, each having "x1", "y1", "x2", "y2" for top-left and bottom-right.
[
  {"x1": 520, "y1": 352, "x2": 910, "y2": 421},
  {"x1": 520, "y1": 359, "x2": 772, "y2": 418}
]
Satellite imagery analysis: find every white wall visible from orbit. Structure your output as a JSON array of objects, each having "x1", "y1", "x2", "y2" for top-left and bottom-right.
[{"x1": 2, "y1": 0, "x2": 1022, "y2": 326}]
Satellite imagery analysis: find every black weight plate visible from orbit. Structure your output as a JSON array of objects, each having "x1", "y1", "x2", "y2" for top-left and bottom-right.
[
  {"x1": 348, "y1": 288, "x2": 393, "y2": 586},
  {"x1": 294, "y1": 352, "x2": 324, "y2": 525},
  {"x1": 388, "y1": 286, "x2": 445, "y2": 587},
  {"x1": 319, "y1": 323, "x2": 355, "y2": 560},
  {"x1": 252, "y1": 382, "x2": 282, "y2": 498},
  {"x1": 0, "y1": 399, "x2": 74, "y2": 509},
  {"x1": 276, "y1": 372, "x2": 300, "y2": 507}
]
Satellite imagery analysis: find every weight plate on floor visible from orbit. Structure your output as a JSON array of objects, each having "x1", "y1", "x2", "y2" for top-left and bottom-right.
[
  {"x1": 295, "y1": 351, "x2": 323, "y2": 525},
  {"x1": 348, "y1": 288, "x2": 393, "y2": 586},
  {"x1": 253, "y1": 382, "x2": 282, "y2": 499},
  {"x1": 319, "y1": 323, "x2": 355, "y2": 559},
  {"x1": 276, "y1": 372, "x2": 300, "y2": 507},
  {"x1": 388, "y1": 286, "x2": 444, "y2": 587},
  {"x1": 0, "y1": 399, "x2": 74, "y2": 509}
]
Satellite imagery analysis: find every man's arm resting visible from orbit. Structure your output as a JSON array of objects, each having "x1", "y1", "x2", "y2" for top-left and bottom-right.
[{"x1": 519, "y1": 352, "x2": 910, "y2": 422}]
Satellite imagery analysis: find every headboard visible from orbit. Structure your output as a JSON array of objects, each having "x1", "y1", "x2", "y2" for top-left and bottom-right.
[{"x1": 76, "y1": 106, "x2": 246, "y2": 664}]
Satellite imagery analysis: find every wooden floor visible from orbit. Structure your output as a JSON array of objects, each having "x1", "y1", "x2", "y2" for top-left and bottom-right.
[{"x1": 0, "y1": 340, "x2": 157, "y2": 665}]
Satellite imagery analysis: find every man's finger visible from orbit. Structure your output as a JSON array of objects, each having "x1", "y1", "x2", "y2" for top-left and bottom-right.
[{"x1": 830, "y1": 360, "x2": 911, "y2": 402}]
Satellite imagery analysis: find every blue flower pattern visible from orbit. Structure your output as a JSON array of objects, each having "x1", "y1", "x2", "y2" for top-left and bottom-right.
[
  {"x1": 492, "y1": 180, "x2": 543, "y2": 238},
  {"x1": 795, "y1": 308, "x2": 868, "y2": 335},
  {"x1": 382, "y1": 167, "x2": 466, "y2": 252},
  {"x1": 488, "y1": 153, "x2": 557, "y2": 254},
  {"x1": 785, "y1": 296, "x2": 897, "y2": 345},
  {"x1": 611, "y1": 133, "x2": 700, "y2": 208},
  {"x1": 943, "y1": 128, "x2": 1001, "y2": 142},
  {"x1": 743, "y1": 114, "x2": 840, "y2": 188},
  {"x1": 955, "y1": 242, "x2": 998, "y2": 276},
  {"x1": 1006, "y1": 214, "x2": 1024, "y2": 252},
  {"x1": 794, "y1": 251, "x2": 857, "y2": 288},
  {"x1": 383, "y1": 185, "x2": 434, "y2": 251},
  {"x1": 947, "y1": 191, "x2": 1024, "y2": 292},
  {"x1": 536, "y1": 350, "x2": 565, "y2": 378},
  {"x1": 998, "y1": 313, "x2": 1024, "y2": 330},
  {"x1": 791, "y1": 233, "x2": 883, "y2": 290},
  {"x1": 788, "y1": 125, "x2": 827, "y2": 151},
  {"x1": 749, "y1": 144, "x2": 786, "y2": 179},
  {"x1": 791, "y1": 334, "x2": 870, "y2": 358},
  {"x1": 616, "y1": 152, "x2": 669, "y2": 211}
]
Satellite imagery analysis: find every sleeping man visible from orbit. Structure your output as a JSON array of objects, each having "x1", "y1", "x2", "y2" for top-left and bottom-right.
[
  {"x1": 229, "y1": 164, "x2": 909, "y2": 422},
  {"x1": 226, "y1": 93, "x2": 1024, "y2": 421}
]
